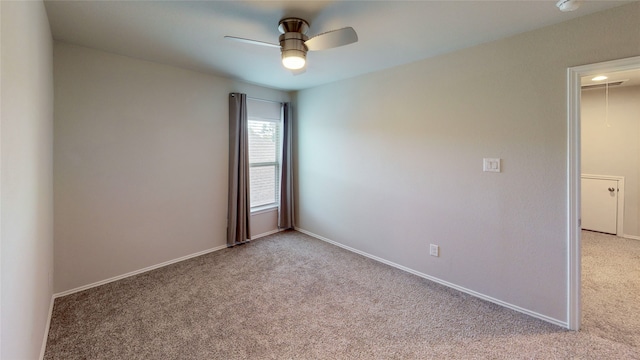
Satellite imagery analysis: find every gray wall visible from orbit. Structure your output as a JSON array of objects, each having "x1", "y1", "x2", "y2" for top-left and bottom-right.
[
  {"x1": 54, "y1": 43, "x2": 288, "y2": 293},
  {"x1": 1, "y1": 1, "x2": 54, "y2": 358},
  {"x1": 293, "y1": 3, "x2": 640, "y2": 325},
  {"x1": 251, "y1": 209, "x2": 279, "y2": 238},
  {"x1": 582, "y1": 85, "x2": 640, "y2": 237}
]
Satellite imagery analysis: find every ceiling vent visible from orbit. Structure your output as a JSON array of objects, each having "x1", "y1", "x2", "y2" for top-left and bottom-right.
[{"x1": 581, "y1": 80, "x2": 627, "y2": 90}]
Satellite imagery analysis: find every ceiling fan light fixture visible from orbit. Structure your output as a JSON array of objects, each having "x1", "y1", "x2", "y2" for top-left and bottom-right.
[
  {"x1": 282, "y1": 49, "x2": 306, "y2": 70},
  {"x1": 279, "y1": 27, "x2": 308, "y2": 70}
]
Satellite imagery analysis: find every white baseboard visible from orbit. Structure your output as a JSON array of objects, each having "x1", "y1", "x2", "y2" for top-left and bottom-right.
[
  {"x1": 53, "y1": 245, "x2": 227, "y2": 299},
  {"x1": 251, "y1": 228, "x2": 285, "y2": 240},
  {"x1": 39, "y1": 295, "x2": 56, "y2": 360},
  {"x1": 294, "y1": 227, "x2": 568, "y2": 329},
  {"x1": 622, "y1": 234, "x2": 640, "y2": 241}
]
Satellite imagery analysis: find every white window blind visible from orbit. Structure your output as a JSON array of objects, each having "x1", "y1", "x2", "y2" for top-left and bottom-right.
[{"x1": 247, "y1": 99, "x2": 282, "y2": 209}]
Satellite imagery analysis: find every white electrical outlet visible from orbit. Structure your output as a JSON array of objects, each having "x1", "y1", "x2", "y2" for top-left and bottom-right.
[{"x1": 430, "y1": 244, "x2": 439, "y2": 257}]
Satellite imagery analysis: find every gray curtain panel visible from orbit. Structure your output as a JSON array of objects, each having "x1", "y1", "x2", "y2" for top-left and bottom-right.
[
  {"x1": 227, "y1": 93, "x2": 251, "y2": 246},
  {"x1": 278, "y1": 102, "x2": 294, "y2": 229}
]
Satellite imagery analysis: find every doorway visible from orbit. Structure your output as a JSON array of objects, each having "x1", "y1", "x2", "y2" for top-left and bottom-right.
[{"x1": 568, "y1": 56, "x2": 640, "y2": 330}]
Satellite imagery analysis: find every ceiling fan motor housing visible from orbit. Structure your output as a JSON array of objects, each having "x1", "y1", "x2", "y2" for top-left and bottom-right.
[
  {"x1": 278, "y1": 18, "x2": 309, "y2": 63},
  {"x1": 278, "y1": 17, "x2": 309, "y2": 34}
]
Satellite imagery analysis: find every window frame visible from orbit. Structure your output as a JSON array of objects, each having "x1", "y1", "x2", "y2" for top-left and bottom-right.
[{"x1": 247, "y1": 114, "x2": 282, "y2": 212}]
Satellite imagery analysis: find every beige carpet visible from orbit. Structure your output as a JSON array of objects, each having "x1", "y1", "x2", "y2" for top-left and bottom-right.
[
  {"x1": 581, "y1": 230, "x2": 640, "y2": 348},
  {"x1": 44, "y1": 230, "x2": 639, "y2": 359}
]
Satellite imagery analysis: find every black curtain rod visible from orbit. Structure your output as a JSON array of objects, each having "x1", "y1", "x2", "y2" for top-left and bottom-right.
[{"x1": 230, "y1": 93, "x2": 286, "y2": 104}]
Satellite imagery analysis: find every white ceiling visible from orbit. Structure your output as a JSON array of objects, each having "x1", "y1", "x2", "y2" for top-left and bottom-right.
[
  {"x1": 44, "y1": 0, "x2": 635, "y2": 91},
  {"x1": 581, "y1": 69, "x2": 640, "y2": 88}
]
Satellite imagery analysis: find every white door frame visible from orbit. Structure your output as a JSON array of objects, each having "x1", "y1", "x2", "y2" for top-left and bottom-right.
[{"x1": 567, "y1": 55, "x2": 640, "y2": 331}]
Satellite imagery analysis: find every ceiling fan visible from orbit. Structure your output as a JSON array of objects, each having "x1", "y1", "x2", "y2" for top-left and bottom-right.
[{"x1": 225, "y1": 17, "x2": 358, "y2": 71}]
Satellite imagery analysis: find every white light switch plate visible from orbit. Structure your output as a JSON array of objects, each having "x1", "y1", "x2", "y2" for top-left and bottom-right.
[
  {"x1": 483, "y1": 158, "x2": 501, "y2": 172},
  {"x1": 430, "y1": 244, "x2": 439, "y2": 257}
]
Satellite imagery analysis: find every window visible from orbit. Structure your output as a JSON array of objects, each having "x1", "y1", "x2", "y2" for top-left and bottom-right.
[{"x1": 247, "y1": 99, "x2": 282, "y2": 210}]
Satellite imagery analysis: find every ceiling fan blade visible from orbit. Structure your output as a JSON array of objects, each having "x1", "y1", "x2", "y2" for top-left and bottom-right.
[
  {"x1": 291, "y1": 67, "x2": 306, "y2": 76},
  {"x1": 224, "y1": 36, "x2": 280, "y2": 49},
  {"x1": 305, "y1": 27, "x2": 358, "y2": 51}
]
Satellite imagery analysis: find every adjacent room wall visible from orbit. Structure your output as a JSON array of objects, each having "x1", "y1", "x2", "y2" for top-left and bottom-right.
[
  {"x1": 54, "y1": 43, "x2": 289, "y2": 293},
  {"x1": 1, "y1": 1, "x2": 54, "y2": 358},
  {"x1": 294, "y1": 3, "x2": 640, "y2": 325},
  {"x1": 582, "y1": 85, "x2": 640, "y2": 238}
]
